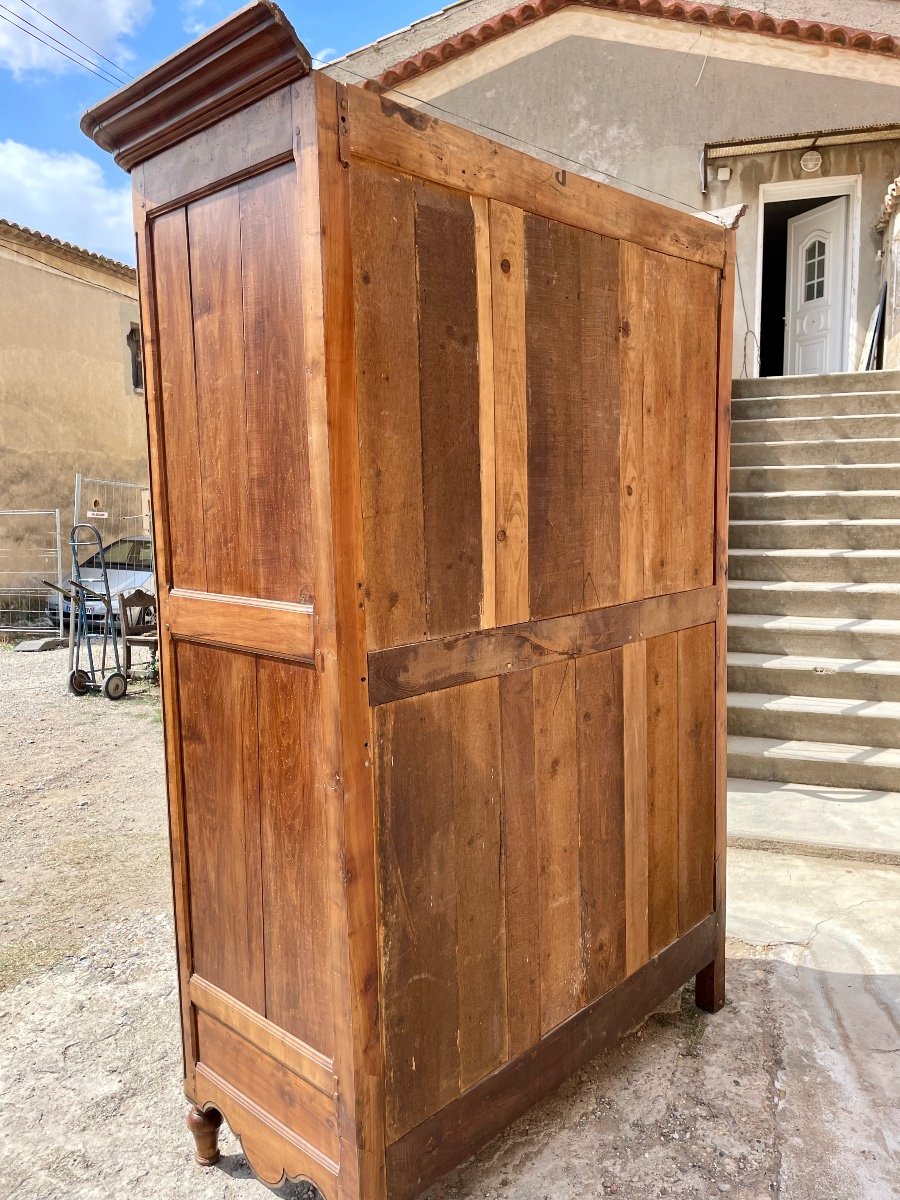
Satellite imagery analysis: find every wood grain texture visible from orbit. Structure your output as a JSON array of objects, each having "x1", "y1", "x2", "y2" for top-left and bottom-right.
[
  {"x1": 623, "y1": 640, "x2": 649, "y2": 975},
  {"x1": 257, "y1": 658, "x2": 332, "y2": 1055},
  {"x1": 351, "y1": 163, "x2": 426, "y2": 651},
  {"x1": 177, "y1": 641, "x2": 265, "y2": 1013},
  {"x1": 473, "y1": 195, "x2": 496, "y2": 630},
  {"x1": 576, "y1": 648, "x2": 626, "y2": 1004},
  {"x1": 499, "y1": 671, "x2": 540, "y2": 1056},
  {"x1": 677, "y1": 623, "x2": 716, "y2": 934},
  {"x1": 367, "y1": 586, "x2": 717, "y2": 705},
  {"x1": 533, "y1": 658, "x2": 580, "y2": 1033},
  {"x1": 239, "y1": 163, "x2": 313, "y2": 604},
  {"x1": 151, "y1": 208, "x2": 207, "y2": 592},
  {"x1": 646, "y1": 633, "x2": 680, "y2": 957},
  {"x1": 618, "y1": 241, "x2": 645, "y2": 603},
  {"x1": 490, "y1": 201, "x2": 529, "y2": 626},
  {"x1": 166, "y1": 590, "x2": 314, "y2": 661},
  {"x1": 415, "y1": 181, "x2": 483, "y2": 638}
]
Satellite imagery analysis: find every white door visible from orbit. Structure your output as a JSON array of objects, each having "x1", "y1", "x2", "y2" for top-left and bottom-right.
[{"x1": 784, "y1": 196, "x2": 848, "y2": 375}]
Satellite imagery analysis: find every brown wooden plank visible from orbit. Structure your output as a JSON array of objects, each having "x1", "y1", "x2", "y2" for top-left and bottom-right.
[
  {"x1": 623, "y1": 639, "x2": 649, "y2": 975},
  {"x1": 346, "y1": 86, "x2": 727, "y2": 270},
  {"x1": 256, "y1": 658, "x2": 333, "y2": 1056},
  {"x1": 646, "y1": 632, "x2": 680, "y2": 958},
  {"x1": 385, "y1": 914, "x2": 718, "y2": 1200},
  {"x1": 472, "y1": 194, "x2": 496, "y2": 630},
  {"x1": 533, "y1": 658, "x2": 580, "y2": 1033},
  {"x1": 376, "y1": 693, "x2": 460, "y2": 1141},
  {"x1": 239, "y1": 163, "x2": 314, "y2": 604},
  {"x1": 151, "y1": 208, "x2": 207, "y2": 592},
  {"x1": 525, "y1": 214, "x2": 584, "y2": 619},
  {"x1": 187, "y1": 185, "x2": 252, "y2": 597},
  {"x1": 680, "y1": 259, "x2": 719, "y2": 592},
  {"x1": 677, "y1": 623, "x2": 716, "y2": 933},
  {"x1": 499, "y1": 670, "x2": 540, "y2": 1056},
  {"x1": 490, "y1": 201, "x2": 529, "y2": 627},
  {"x1": 177, "y1": 641, "x2": 264, "y2": 1012},
  {"x1": 576, "y1": 648, "x2": 625, "y2": 1005},
  {"x1": 351, "y1": 163, "x2": 426, "y2": 650},
  {"x1": 618, "y1": 240, "x2": 645, "y2": 603},
  {"x1": 367, "y1": 586, "x2": 718, "y2": 705},
  {"x1": 415, "y1": 181, "x2": 483, "y2": 638},
  {"x1": 166, "y1": 589, "x2": 314, "y2": 661},
  {"x1": 579, "y1": 231, "x2": 621, "y2": 610},
  {"x1": 450, "y1": 678, "x2": 507, "y2": 1090}
]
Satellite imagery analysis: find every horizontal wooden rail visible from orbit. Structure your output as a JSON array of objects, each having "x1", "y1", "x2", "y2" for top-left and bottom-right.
[
  {"x1": 165, "y1": 588, "x2": 315, "y2": 662},
  {"x1": 189, "y1": 976, "x2": 334, "y2": 1096},
  {"x1": 367, "y1": 586, "x2": 717, "y2": 705}
]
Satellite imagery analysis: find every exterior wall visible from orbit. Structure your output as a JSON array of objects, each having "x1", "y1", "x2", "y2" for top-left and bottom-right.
[
  {"x1": 0, "y1": 239, "x2": 147, "y2": 527},
  {"x1": 334, "y1": 17, "x2": 900, "y2": 376}
]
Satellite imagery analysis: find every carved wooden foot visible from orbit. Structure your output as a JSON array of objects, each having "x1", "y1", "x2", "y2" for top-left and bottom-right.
[
  {"x1": 695, "y1": 954, "x2": 725, "y2": 1014},
  {"x1": 187, "y1": 1104, "x2": 222, "y2": 1166}
]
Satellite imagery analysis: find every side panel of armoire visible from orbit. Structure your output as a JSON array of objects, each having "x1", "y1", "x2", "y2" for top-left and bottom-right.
[{"x1": 133, "y1": 81, "x2": 350, "y2": 1196}]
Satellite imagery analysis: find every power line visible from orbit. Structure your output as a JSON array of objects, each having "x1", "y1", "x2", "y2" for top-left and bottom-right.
[
  {"x1": 0, "y1": 9, "x2": 124, "y2": 87},
  {"x1": 0, "y1": 1, "x2": 126, "y2": 82},
  {"x1": 13, "y1": 0, "x2": 133, "y2": 80}
]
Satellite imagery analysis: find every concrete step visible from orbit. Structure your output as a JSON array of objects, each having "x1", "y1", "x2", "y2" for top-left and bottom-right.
[
  {"x1": 727, "y1": 691, "x2": 900, "y2": 750},
  {"x1": 732, "y1": 437, "x2": 900, "y2": 467},
  {"x1": 729, "y1": 547, "x2": 900, "y2": 583},
  {"x1": 728, "y1": 580, "x2": 900, "y2": 619},
  {"x1": 729, "y1": 518, "x2": 900, "y2": 550},
  {"x1": 731, "y1": 463, "x2": 900, "y2": 491},
  {"x1": 728, "y1": 652, "x2": 900, "y2": 703},
  {"x1": 732, "y1": 370, "x2": 900, "y2": 398},
  {"x1": 728, "y1": 613, "x2": 900, "y2": 658},
  {"x1": 729, "y1": 490, "x2": 900, "y2": 519},
  {"x1": 728, "y1": 734, "x2": 900, "y2": 791},
  {"x1": 732, "y1": 391, "x2": 900, "y2": 419},
  {"x1": 732, "y1": 413, "x2": 900, "y2": 442},
  {"x1": 727, "y1": 778, "x2": 900, "y2": 862}
]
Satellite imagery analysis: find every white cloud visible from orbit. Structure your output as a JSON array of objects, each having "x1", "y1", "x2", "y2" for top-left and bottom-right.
[
  {"x1": 0, "y1": 140, "x2": 134, "y2": 263},
  {"x1": 0, "y1": 0, "x2": 152, "y2": 79},
  {"x1": 180, "y1": 0, "x2": 225, "y2": 37}
]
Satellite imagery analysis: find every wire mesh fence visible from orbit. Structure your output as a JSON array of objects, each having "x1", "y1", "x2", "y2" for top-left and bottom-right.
[
  {"x1": 0, "y1": 510, "x2": 63, "y2": 635},
  {"x1": 73, "y1": 475, "x2": 151, "y2": 545}
]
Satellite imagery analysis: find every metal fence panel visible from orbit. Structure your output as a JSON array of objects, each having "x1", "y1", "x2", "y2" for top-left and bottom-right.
[{"x1": 0, "y1": 509, "x2": 63, "y2": 635}]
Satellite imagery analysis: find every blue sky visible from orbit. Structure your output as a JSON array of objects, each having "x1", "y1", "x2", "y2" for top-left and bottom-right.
[{"x1": 0, "y1": 0, "x2": 432, "y2": 263}]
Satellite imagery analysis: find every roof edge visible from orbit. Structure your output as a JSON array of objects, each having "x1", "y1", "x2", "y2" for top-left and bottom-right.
[
  {"x1": 0, "y1": 219, "x2": 136, "y2": 283},
  {"x1": 371, "y1": 0, "x2": 900, "y2": 91},
  {"x1": 81, "y1": 0, "x2": 311, "y2": 172}
]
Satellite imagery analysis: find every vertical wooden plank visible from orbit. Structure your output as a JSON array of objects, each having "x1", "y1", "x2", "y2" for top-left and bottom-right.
[
  {"x1": 151, "y1": 208, "x2": 207, "y2": 592},
  {"x1": 178, "y1": 642, "x2": 264, "y2": 1013},
  {"x1": 618, "y1": 241, "x2": 645, "y2": 603},
  {"x1": 239, "y1": 164, "x2": 314, "y2": 604},
  {"x1": 351, "y1": 164, "x2": 427, "y2": 650},
  {"x1": 646, "y1": 632, "x2": 680, "y2": 957},
  {"x1": 473, "y1": 195, "x2": 496, "y2": 630},
  {"x1": 257, "y1": 658, "x2": 333, "y2": 1055},
  {"x1": 452, "y1": 679, "x2": 507, "y2": 1090},
  {"x1": 525, "y1": 214, "x2": 584, "y2": 620},
  {"x1": 579, "y1": 231, "x2": 621, "y2": 610},
  {"x1": 491, "y1": 202, "x2": 528, "y2": 627},
  {"x1": 677, "y1": 623, "x2": 716, "y2": 933},
  {"x1": 533, "y1": 658, "x2": 580, "y2": 1032},
  {"x1": 623, "y1": 640, "x2": 649, "y2": 975},
  {"x1": 415, "y1": 181, "x2": 483, "y2": 639},
  {"x1": 187, "y1": 186, "x2": 251, "y2": 598},
  {"x1": 680, "y1": 260, "x2": 719, "y2": 592},
  {"x1": 576, "y1": 648, "x2": 626, "y2": 1005},
  {"x1": 376, "y1": 693, "x2": 460, "y2": 1142},
  {"x1": 500, "y1": 670, "x2": 540, "y2": 1055}
]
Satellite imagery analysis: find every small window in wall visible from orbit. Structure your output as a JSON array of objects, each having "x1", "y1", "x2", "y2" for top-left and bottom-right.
[
  {"x1": 127, "y1": 323, "x2": 143, "y2": 391},
  {"x1": 804, "y1": 239, "x2": 826, "y2": 302}
]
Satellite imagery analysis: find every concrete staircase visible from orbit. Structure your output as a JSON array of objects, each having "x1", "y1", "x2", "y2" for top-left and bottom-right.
[{"x1": 728, "y1": 370, "x2": 900, "y2": 793}]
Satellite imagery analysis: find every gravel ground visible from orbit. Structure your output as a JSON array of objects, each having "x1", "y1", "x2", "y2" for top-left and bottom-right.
[{"x1": 0, "y1": 646, "x2": 896, "y2": 1200}]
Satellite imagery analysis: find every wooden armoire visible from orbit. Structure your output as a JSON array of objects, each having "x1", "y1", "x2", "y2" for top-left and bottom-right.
[{"x1": 82, "y1": 4, "x2": 733, "y2": 1197}]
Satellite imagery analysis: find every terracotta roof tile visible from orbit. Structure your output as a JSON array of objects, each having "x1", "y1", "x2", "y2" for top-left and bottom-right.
[
  {"x1": 371, "y1": 0, "x2": 900, "y2": 90},
  {"x1": 0, "y1": 218, "x2": 135, "y2": 282}
]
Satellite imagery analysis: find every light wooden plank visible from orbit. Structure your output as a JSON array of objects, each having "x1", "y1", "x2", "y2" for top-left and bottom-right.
[
  {"x1": 166, "y1": 588, "x2": 315, "y2": 661},
  {"x1": 623, "y1": 639, "x2": 649, "y2": 975},
  {"x1": 646, "y1": 632, "x2": 680, "y2": 957},
  {"x1": 472, "y1": 194, "x2": 496, "y2": 630},
  {"x1": 677, "y1": 623, "x2": 717, "y2": 933},
  {"x1": 618, "y1": 240, "x2": 645, "y2": 603}
]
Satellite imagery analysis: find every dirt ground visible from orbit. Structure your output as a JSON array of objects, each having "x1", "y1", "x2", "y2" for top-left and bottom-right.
[{"x1": 1, "y1": 647, "x2": 897, "y2": 1200}]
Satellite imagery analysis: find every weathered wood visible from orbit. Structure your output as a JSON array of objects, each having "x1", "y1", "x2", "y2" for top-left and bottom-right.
[
  {"x1": 646, "y1": 633, "x2": 680, "y2": 957},
  {"x1": 367, "y1": 587, "x2": 717, "y2": 705},
  {"x1": 473, "y1": 195, "x2": 496, "y2": 630},
  {"x1": 618, "y1": 241, "x2": 645, "y2": 602},
  {"x1": 677, "y1": 623, "x2": 717, "y2": 934},
  {"x1": 166, "y1": 589, "x2": 314, "y2": 661},
  {"x1": 623, "y1": 639, "x2": 649, "y2": 975}
]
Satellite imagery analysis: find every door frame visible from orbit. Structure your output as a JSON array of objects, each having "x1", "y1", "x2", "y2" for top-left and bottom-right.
[{"x1": 752, "y1": 174, "x2": 861, "y2": 377}]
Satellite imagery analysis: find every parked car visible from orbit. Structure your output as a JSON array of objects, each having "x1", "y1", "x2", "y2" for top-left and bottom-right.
[{"x1": 47, "y1": 534, "x2": 154, "y2": 628}]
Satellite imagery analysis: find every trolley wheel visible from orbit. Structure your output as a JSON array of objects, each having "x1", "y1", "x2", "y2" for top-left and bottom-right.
[
  {"x1": 102, "y1": 671, "x2": 127, "y2": 701},
  {"x1": 68, "y1": 669, "x2": 90, "y2": 696}
]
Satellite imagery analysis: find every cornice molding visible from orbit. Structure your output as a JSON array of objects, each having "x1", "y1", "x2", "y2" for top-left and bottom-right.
[{"x1": 81, "y1": 1, "x2": 311, "y2": 172}]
